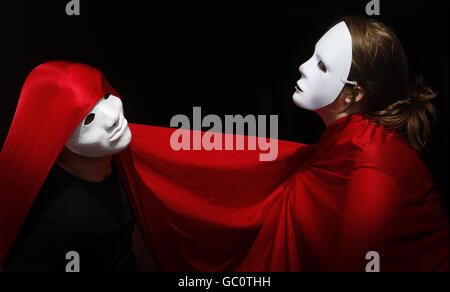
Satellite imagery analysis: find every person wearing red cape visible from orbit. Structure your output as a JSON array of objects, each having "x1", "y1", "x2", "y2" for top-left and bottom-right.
[{"x1": 0, "y1": 16, "x2": 448, "y2": 272}]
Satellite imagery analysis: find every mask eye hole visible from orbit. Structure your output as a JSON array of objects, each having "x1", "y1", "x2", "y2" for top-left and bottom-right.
[
  {"x1": 84, "y1": 113, "x2": 96, "y2": 125},
  {"x1": 104, "y1": 94, "x2": 111, "y2": 100},
  {"x1": 318, "y1": 61, "x2": 327, "y2": 73}
]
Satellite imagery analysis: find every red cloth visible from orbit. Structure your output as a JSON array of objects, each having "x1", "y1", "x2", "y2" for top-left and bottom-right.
[
  {"x1": 116, "y1": 118, "x2": 449, "y2": 272},
  {"x1": 1, "y1": 61, "x2": 448, "y2": 272}
]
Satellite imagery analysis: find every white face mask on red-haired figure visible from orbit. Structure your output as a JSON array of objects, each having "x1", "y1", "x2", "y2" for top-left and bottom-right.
[
  {"x1": 66, "y1": 94, "x2": 132, "y2": 158},
  {"x1": 293, "y1": 21, "x2": 354, "y2": 111}
]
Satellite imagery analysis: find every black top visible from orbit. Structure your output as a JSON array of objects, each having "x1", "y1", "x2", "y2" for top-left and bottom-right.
[{"x1": 4, "y1": 164, "x2": 136, "y2": 272}]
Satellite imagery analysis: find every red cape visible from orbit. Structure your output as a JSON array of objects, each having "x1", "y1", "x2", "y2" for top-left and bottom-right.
[{"x1": 1, "y1": 61, "x2": 448, "y2": 271}]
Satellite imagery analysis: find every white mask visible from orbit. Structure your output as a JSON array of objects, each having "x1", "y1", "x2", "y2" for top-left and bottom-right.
[
  {"x1": 293, "y1": 21, "x2": 354, "y2": 111},
  {"x1": 66, "y1": 94, "x2": 132, "y2": 158}
]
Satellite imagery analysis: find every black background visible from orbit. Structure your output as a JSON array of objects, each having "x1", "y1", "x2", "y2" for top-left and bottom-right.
[{"x1": 0, "y1": 0, "x2": 448, "y2": 207}]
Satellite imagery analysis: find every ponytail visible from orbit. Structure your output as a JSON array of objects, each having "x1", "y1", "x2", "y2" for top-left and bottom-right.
[{"x1": 369, "y1": 75, "x2": 437, "y2": 151}]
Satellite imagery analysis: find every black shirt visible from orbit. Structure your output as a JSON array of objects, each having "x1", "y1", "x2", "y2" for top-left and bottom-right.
[{"x1": 4, "y1": 164, "x2": 136, "y2": 272}]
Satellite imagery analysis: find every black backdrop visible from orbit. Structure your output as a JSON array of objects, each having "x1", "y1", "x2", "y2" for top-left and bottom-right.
[{"x1": 1, "y1": 0, "x2": 448, "y2": 207}]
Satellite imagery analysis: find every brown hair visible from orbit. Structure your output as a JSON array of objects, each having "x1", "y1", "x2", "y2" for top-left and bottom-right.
[{"x1": 337, "y1": 16, "x2": 437, "y2": 151}]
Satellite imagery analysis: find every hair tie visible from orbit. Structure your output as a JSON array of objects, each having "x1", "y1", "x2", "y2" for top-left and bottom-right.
[{"x1": 340, "y1": 79, "x2": 358, "y2": 87}]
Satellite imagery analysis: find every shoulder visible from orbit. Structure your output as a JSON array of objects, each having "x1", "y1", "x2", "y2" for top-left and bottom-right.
[{"x1": 344, "y1": 114, "x2": 429, "y2": 177}]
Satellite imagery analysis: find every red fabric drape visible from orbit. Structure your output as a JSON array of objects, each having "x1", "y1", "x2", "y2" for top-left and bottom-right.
[
  {"x1": 114, "y1": 117, "x2": 448, "y2": 272},
  {"x1": 1, "y1": 61, "x2": 448, "y2": 272}
]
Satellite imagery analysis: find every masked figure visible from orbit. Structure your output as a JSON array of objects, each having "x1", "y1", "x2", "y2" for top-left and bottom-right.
[
  {"x1": 0, "y1": 62, "x2": 143, "y2": 271},
  {"x1": 1, "y1": 16, "x2": 448, "y2": 272}
]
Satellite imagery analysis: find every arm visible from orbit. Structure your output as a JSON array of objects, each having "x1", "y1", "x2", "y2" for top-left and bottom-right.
[
  {"x1": 336, "y1": 167, "x2": 399, "y2": 271},
  {"x1": 3, "y1": 218, "x2": 69, "y2": 272},
  {"x1": 132, "y1": 224, "x2": 158, "y2": 272}
]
